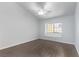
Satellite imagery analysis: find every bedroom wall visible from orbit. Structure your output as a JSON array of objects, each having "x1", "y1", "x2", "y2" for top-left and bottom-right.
[
  {"x1": 75, "y1": 2, "x2": 79, "y2": 54},
  {"x1": 0, "y1": 2, "x2": 39, "y2": 50},
  {"x1": 39, "y1": 15, "x2": 75, "y2": 44}
]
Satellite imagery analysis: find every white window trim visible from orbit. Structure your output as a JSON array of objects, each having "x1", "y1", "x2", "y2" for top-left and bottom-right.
[{"x1": 45, "y1": 23, "x2": 63, "y2": 37}]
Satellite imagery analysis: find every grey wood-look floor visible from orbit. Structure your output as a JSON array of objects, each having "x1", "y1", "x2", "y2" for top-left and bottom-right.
[{"x1": 0, "y1": 39, "x2": 78, "y2": 57}]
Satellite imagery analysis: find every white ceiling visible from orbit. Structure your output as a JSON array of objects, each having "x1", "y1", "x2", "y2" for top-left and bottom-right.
[{"x1": 18, "y1": 2, "x2": 76, "y2": 19}]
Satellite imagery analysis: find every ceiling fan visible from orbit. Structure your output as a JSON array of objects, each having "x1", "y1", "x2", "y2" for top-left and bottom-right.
[
  {"x1": 36, "y1": 2, "x2": 53, "y2": 16},
  {"x1": 25, "y1": 2, "x2": 53, "y2": 16}
]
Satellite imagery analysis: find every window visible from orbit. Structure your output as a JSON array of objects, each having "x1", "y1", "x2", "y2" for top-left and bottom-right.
[
  {"x1": 45, "y1": 23, "x2": 62, "y2": 33},
  {"x1": 45, "y1": 23, "x2": 62, "y2": 37}
]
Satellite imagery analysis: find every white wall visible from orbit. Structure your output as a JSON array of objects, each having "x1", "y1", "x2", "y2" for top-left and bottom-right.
[
  {"x1": 39, "y1": 15, "x2": 75, "y2": 44},
  {"x1": 75, "y1": 2, "x2": 79, "y2": 54},
  {"x1": 0, "y1": 3, "x2": 39, "y2": 50},
  {"x1": 0, "y1": 2, "x2": 76, "y2": 50}
]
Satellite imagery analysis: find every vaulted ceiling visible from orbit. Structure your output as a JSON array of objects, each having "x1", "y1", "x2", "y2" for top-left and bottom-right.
[{"x1": 18, "y1": 2, "x2": 76, "y2": 19}]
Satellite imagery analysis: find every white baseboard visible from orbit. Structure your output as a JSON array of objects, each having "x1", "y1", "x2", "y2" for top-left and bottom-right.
[
  {"x1": 0, "y1": 36, "x2": 38, "y2": 50},
  {"x1": 75, "y1": 45, "x2": 79, "y2": 55},
  {"x1": 39, "y1": 36, "x2": 74, "y2": 45}
]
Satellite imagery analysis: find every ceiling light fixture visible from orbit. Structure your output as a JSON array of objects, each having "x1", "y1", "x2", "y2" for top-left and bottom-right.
[{"x1": 38, "y1": 9, "x2": 47, "y2": 15}]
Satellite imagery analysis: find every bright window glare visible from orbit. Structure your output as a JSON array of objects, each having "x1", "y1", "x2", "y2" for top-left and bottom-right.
[{"x1": 45, "y1": 23, "x2": 62, "y2": 33}]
